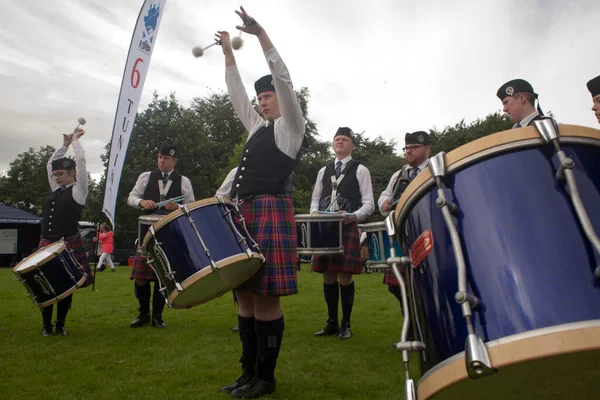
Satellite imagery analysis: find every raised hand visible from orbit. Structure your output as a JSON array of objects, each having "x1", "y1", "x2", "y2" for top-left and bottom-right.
[
  {"x1": 73, "y1": 128, "x2": 85, "y2": 140},
  {"x1": 63, "y1": 133, "x2": 74, "y2": 147},
  {"x1": 215, "y1": 31, "x2": 232, "y2": 55},
  {"x1": 235, "y1": 6, "x2": 262, "y2": 36}
]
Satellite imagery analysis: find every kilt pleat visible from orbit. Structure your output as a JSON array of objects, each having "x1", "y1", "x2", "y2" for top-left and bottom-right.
[{"x1": 311, "y1": 222, "x2": 363, "y2": 274}]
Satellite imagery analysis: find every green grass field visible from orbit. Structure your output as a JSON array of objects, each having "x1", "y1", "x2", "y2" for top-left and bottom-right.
[{"x1": 0, "y1": 265, "x2": 417, "y2": 400}]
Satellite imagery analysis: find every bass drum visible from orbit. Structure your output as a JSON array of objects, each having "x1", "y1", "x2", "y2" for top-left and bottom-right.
[{"x1": 394, "y1": 124, "x2": 600, "y2": 399}]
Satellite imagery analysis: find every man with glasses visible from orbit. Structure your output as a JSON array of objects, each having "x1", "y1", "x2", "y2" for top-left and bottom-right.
[
  {"x1": 38, "y1": 128, "x2": 94, "y2": 336},
  {"x1": 378, "y1": 131, "x2": 430, "y2": 306}
]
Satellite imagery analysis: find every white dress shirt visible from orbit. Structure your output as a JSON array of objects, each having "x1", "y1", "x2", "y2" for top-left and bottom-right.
[
  {"x1": 127, "y1": 169, "x2": 195, "y2": 208},
  {"x1": 225, "y1": 47, "x2": 305, "y2": 159},
  {"x1": 215, "y1": 168, "x2": 238, "y2": 197},
  {"x1": 310, "y1": 155, "x2": 375, "y2": 222},
  {"x1": 46, "y1": 141, "x2": 88, "y2": 205},
  {"x1": 378, "y1": 159, "x2": 429, "y2": 217},
  {"x1": 513, "y1": 110, "x2": 540, "y2": 129}
]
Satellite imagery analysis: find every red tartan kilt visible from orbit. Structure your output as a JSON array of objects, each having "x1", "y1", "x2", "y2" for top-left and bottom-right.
[
  {"x1": 130, "y1": 254, "x2": 158, "y2": 281},
  {"x1": 311, "y1": 222, "x2": 362, "y2": 274},
  {"x1": 235, "y1": 196, "x2": 298, "y2": 296},
  {"x1": 38, "y1": 235, "x2": 94, "y2": 287},
  {"x1": 383, "y1": 269, "x2": 399, "y2": 286}
]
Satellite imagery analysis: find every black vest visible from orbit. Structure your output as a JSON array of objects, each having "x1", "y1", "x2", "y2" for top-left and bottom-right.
[
  {"x1": 143, "y1": 169, "x2": 183, "y2": 215},
  {"x1": 41, "y1": 186, "x2": 83, "y2": 240},
  {"x1": 391, "y1": 166, "x2": 411, "y2": 205},
  {"x1": 230, "y1": 124, "x2": 300, "y2": 198},
  {"x1": 319, "y1": 159, "x2": 362, "y2": 213}
]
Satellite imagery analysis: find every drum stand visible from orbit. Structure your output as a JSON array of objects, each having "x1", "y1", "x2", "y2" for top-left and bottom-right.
[
  {"x1": 534, "y1": 119, "x2": 600, "y2": 280},
  {"x1": 428, "y1": 152, "x2": 495, "y2": 379},
  {"x1": 383, "y1": 212, "x2": 426, "y2": 400}
]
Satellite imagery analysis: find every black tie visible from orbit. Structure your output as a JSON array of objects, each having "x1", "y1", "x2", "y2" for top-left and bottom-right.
[
  {"x1": 335, "y1": 161, "x2": 343, "y2": 178},
  {"x1": 409, "y1": 167, "x2": 420, "y2": 181}
]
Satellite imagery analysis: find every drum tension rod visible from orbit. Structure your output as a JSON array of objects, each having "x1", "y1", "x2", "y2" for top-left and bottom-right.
[
  {"x1": 429, "y1": 153, "x2": 495, "y2": 379},
  {"x1": 182, "y1": 204, "x2": 221, "y2": 273},
  {"x1": 534, "y1": 119, "x2": 600, "y2": 279}
]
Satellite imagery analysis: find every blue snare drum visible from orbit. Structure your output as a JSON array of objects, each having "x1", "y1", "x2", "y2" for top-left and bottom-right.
[
  {"x1": 142, "y1": 197, "x2": 263, "y2": 309},
  {"x1": 13, "y1": 241, "x2": 87, "y2": 308},
  {"x1": 295, "y1": 214, "x2": 344, "y2": 255},
  {"x1": 394, "y1": 125, "x2": 600, "y2": 399},
  {"x1": 361, "y1": 221, "x2": 403, "y2": 268}
]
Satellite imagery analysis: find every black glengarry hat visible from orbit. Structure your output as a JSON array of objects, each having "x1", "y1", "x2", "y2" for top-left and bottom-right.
[
  {"x1": 587, "y1": 75, "x2": 600, "y2": 97},
  {"x1": 255, "y1": 75, "x2": 275, "y2": 96},
  {"x1": 496, "y1": 79, "x2": 537, "y2": 101},
  {"x1": 51, "y1": 157, "x2": 76, "y2": 171},
  {"x1": 334, "y1": 127, "x2": 356, "y2": 144},
  {"x1": 159, "y1": 144, "x2": 177, "y2": 157},
  {"x1": 405, "y1": 131, "x2": 430, "y2": 145}
]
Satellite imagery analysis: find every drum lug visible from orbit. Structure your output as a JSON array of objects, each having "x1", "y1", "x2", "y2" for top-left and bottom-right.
[
  {"x1": 455, "y1": 291, "x2": 481, "y2": 309},
  {"x1": 465, "y1": 334, "x2": 495, "y2": 378},
  {"x1": 394, "y1": 340, "x2": 426, "y2": 352},
  {"x1": 175, "y1": 282, "x2": 184, "y2": 292}
]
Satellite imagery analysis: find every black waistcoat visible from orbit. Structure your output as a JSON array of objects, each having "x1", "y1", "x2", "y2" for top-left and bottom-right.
[
  {"x1": 41, "y1": 186, "x2": 83, "y2": 240},
  {"x1": 319, "y1": 160, "x2": 362, "y2": 213},
  {"x1": 143, "y1": 170, "x2": 183, "y2": 215},
  {"x1": 230, "y1": 124, "x2": 299, "y2": 198}
]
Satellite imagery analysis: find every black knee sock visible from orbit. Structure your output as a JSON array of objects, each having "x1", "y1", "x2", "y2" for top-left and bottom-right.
[
  {"x1": 340, "y1": 281, "x2": 355, "y2": 327},
  {"x1": 238, "y1": 315, "x2": 257, "y2": 375},
  {"x1": 152, "y1": 282, "x2": 165, "y2": 316},
  {"x1": 42, "y1": 304, "x2": 53, "y2": 327},
  {"x1": 56, "y1": 295, "x2": 72, "y2": 326},
  {"x1": 323, "y1": 282, "x2": 339, "y2": 324},
  {"x1": 135, "y1": 282, "x2": 151, "y2": 314},
  {"x1": 255, "y1": 316, "x2": 285, "y2": 383}
]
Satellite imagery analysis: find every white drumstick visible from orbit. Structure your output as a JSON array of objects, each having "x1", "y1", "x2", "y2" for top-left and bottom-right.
[
  {"x1": 73, "y1": 117, "x2": 86, "y2": 133},
  {"x1": 192, "y1": 40, "x2": 222, "y2": 58}
]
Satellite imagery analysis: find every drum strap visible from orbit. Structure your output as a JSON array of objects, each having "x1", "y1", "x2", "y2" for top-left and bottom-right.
[
  {"x1": 328, "y1": 173, "x2": 347, "y2": 212},
  {"x1": 158, "y1": 179, "x2": 173, "y2": 201}
]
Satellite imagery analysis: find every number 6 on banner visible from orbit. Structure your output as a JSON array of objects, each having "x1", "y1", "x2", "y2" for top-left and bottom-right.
[{"x1": 131, "y1": 58, "x2": 143, "y2": 88}]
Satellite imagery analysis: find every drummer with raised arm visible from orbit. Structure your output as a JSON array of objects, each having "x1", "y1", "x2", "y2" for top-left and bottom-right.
[
  {"x1": 38, "y1": 128, "x2": 93, "y2": 336},
  {"x1": 310, "y1": 127, "x2": 375, "y2": 340},
  {"x1": 126, "y1": 144, "x2": 194, "y2": 329}
]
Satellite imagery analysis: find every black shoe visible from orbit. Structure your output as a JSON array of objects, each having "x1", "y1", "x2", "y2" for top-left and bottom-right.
[
  {"x1": 313, "y1": 322, "x2": 339, "y2": 337},
  {"x1": 96, "y1": 265, "x2": 106, "y2": 272},
  {"x1": 55, "y1": 326, "x2": 68, "y2": 336},
  {"x1": 42, "y1": 325, "x2": 53, "y2": 336},
  {"x1": 232, "y1": 325, "x2": 240, "y2": 333},
  {"x1": 337, "y1": 324, "x2": 352, "y2": 340},
  {"x1": 151, "y1": 314, "x2": 166, "y2": 328},
  {"x1": 130, "y1": 313, "x2": 150, "y2": 328},
  {"x1": 220, "y1": 371, "x2": 254, "y2": 394},
  {"x1": 230, "y1": 378, "x2": 276, "y2": 398}
]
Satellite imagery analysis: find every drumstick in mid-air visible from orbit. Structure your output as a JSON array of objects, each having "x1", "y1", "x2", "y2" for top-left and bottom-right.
[
  {"x1": 192, "y1": 40, "x2": 222, "y2": 57},
  {"x1": 73, "y1": 117, "x2": 86, "y2": 133}
]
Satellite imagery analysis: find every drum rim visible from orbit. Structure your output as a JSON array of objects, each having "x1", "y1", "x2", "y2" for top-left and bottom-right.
[
  {"x1": 12, "y1": 241, "x2": 66, "y2": 273},
  {"x1": 141, "y1": 197, "x2": 233, "y2": 249},
  {"x1": 36, "y1": 278, "x2": 85, "y2": 308},
  {"x1": 294, "y1": 213, "x2": 345, "y2": 222},
  {"x1": 416, "y1": 320, "x2": 600, "y2": 400},
  {"x1": 360, "y1": 221, "x2": 386, "y2": 231},
  {"x1": 163, "y1": 252, "x2": 262, "y2": 309},
  {"x1": 393, "y1": 124, "x2": 600, "y2": 232},
  {"x1": 138, "y1": 214, "x2": 164, "y2": 224}
]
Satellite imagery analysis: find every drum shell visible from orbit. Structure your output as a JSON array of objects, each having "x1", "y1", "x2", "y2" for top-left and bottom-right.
[
  {"x1": 13, "y1": 241, "x2": 85, "y2": 307},
  {"x1": 361, "y1": 221, "x2": 403, "y2": 265},
  {"x1": 137, "y1": 215, "x2": 163, "y2": 250},
  {"x1": 399, "y1": 140, "x2": 600, "y2": 376},
  {"x1": 295, "y1": 214, "x2": 344, "y2": 255},
  {"x1": 142, "y1": 198, "x2": 262, "y2": 308}
]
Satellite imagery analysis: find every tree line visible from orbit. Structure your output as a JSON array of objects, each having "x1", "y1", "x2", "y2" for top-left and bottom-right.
[{"x1": 0, "y1": 88, "x2": 513, "y2": 245}]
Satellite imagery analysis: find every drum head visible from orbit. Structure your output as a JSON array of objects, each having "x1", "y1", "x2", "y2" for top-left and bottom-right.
[{"x1": 13, "y1": 241, "x2": 64, "y2": 272}]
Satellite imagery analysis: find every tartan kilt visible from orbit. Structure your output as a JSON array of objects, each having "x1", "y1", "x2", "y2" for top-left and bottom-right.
[
  {"x1": 39, "y1": 234, "x2": 94, "y2": 288},
  {"x1": 236, "y1": 196, "x2": 298, "y2": 296},
  {"x1": 311, "y1": 222, "x2": 363, "y2": 274},
  {"x1": 130, "y1": 254, "x2": 158, "y2": 281},
  {"x1": 383, "y1": 269, "x2": 399, "y2": 286}
]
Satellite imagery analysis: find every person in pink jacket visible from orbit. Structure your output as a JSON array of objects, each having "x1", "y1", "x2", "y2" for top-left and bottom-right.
[{"x1": 94, "y1": 224, "x2": 115, "y2": 272}]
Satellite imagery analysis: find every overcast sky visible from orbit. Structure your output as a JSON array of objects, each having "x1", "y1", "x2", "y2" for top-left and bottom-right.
[{"x1": 1, "y1": 0, "x2": 599, "y2": 182}]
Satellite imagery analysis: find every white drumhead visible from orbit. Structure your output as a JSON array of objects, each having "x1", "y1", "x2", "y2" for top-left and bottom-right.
[{"x1": 14, "y1": 242, "x2": 64, "y2": 271}]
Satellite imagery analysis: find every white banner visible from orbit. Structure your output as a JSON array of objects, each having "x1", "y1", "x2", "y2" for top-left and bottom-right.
[{"x1": 102, "y1": 0, "x2": 167, "y2": 228}]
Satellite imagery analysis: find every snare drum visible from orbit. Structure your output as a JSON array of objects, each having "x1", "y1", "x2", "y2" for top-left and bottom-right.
[
  {"x1": 394, "y1": 124, "x2": 600, "y2": 399},
  {"x1": 360, "y1": 221, "x2": 403, "y2": 268},
  {"x1": 137, "y1": 214, "x2": 163, "y2": 252},
  {"x1": 13, "y1": 241, "x2": 87, "y2": 308},
  {"x1": 142, "y1": 197, "x2": 263, "y2": 309},
  {"x1": 295, "y1": 214, "x2": 344, "y2": 255}
]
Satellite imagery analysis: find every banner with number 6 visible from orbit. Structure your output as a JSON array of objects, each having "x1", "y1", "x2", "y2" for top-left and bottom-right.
[{"x1": 102, "y1": 0, "x2": 168, "y2": 228}]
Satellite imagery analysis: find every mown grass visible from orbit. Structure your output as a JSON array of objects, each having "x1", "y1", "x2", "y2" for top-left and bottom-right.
[{"x1": 0, "y1": 265, "x2": 416, "y2": 400}]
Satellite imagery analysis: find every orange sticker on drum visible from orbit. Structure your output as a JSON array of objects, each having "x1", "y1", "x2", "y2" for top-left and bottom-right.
[{"x1": 410, "y1": 229, "x2": 434, "y2": 268}]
